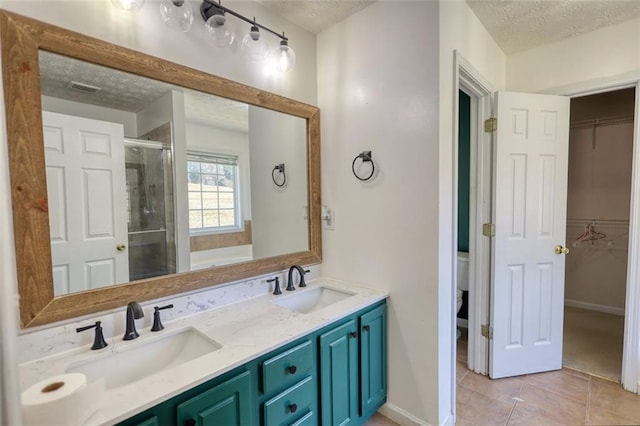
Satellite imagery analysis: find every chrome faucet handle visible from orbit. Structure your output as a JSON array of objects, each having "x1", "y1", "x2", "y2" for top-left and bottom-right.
[
  {"x1": 76, "y1": 320, "x2": 108, "y2": 350},
  {"x1": 151, "y1": 304, "x2": 174, "y2": 332},
  {"x1": 123, "y1": 301, "x2": 144, "y2": 341},
  {"x1": 267, "y1": 277, "x2": 282, "y2": 295}
]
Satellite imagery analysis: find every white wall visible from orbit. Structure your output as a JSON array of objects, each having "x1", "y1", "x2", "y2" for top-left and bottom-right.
[
  {"x1": 136, "y1": 90, "x2": 174, "y2": 137},
  {"x1": 318, "y1": 2, "x2": 441, "y2": 423},
  {"x1": 0, "y1": 1, "x2": 316, "y2": 420},
  {"x1": 248, "y1": 106, "x2": 307, "y2": 259},
  {"x1": 41, "y1": 95, "x2": 138, "y2": 137},
  {"x1": 1, "y1": 1, "x2": 317, "y2": 104},
  {"x1": 507, "y1": 17, "x2": 640, "y2": 93},
  {"x1": 438, "y1": 1, "x2": 506, "y2": 424}
]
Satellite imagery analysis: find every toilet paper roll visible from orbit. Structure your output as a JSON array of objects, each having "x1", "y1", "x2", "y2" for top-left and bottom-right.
[{"x1": 21, "y1": 373, "x2": 103, "y2": 426}]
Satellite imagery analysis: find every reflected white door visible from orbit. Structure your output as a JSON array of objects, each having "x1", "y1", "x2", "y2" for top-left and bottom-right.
[
  {"x1": 490, "y1": 92, "x2": 570, "y2": 378},
  {"x1": 43, "y1": 111, "x2": 128, "y2": 295}
]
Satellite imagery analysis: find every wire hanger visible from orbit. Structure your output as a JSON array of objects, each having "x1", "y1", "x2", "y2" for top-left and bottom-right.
[{"x1": 574, "y1": 221, "x2": 607, "y2": 245}]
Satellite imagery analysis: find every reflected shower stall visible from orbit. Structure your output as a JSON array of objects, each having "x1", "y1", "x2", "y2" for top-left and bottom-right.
[{"x1": 125, "y1": 139, "x2": 176, "y2": 281}]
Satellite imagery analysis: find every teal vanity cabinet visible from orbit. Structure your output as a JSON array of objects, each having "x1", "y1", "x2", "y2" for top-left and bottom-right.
[
  {"x1": 117, "y1": 300, "x2": 386, "y2": 426},
  {"x1": 176, "y1": 371, "x2": 252, "y2": 426},
  {"x1": 258, "y1": 339, "x2": 318, "y2": 425},
  {"x1": 319, "y1": 303, "x2": 387, "y2": 425},
  {"x1": 118, "y1": 369, "x2": 254, "y2": 426}
]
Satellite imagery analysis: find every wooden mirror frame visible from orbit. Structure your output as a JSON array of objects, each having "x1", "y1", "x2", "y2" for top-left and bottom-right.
[{"x1": 0, "y1": 10, "x2": 321, "y2": 328}]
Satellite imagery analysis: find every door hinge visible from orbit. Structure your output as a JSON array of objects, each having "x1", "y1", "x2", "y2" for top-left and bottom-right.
[
  {"x1": 481, "y1": 324, "x2": 493, "y2": 340},
  {"x1": 482, "y1": 223, "x2": 495, "y2": 237},
  {"x1": 484, "y1": 117, "x2": 497, "y2": 133}
]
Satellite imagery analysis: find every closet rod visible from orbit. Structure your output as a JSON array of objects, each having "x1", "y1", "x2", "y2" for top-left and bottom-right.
[
  {"x1": 570, "y1": 114, "x2": 634, "y2": 129},
  {"x1": 567, "y1": 218, "x2": 629, "y2": 227}
]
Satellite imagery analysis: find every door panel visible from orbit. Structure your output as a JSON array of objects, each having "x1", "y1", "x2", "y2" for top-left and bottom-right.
[
  {"x1": 490, "y1": 92, "x2": 570, "y2": 378},
  {"x1": 43, "y1": 111, "x2": 128, "y2": 294}
]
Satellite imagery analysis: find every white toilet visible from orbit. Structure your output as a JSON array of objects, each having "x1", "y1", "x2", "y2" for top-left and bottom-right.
[{"x1": 456, "y1": 251, "x2": 470, "y2": 339}]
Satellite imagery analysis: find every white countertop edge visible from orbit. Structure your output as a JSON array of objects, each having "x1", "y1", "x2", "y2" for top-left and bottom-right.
[{"x1": 19, "y1": 278, "x2": 388, "y2": 426}]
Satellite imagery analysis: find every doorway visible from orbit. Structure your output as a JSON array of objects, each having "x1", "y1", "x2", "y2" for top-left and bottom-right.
[
  {"x1": 563, "y1": 88, "x2": 636, "y2": 381},
  {"x1": 453, "y1": 53, "x2": 640, "y2": 393}
]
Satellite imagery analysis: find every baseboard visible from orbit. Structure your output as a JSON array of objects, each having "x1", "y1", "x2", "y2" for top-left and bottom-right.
[
  {"x1": 378, "y1": 402, "x2": 430, "y2": 426},
  {"x1": 564, "y1": 299, "x2": 625, "y2": 316}
]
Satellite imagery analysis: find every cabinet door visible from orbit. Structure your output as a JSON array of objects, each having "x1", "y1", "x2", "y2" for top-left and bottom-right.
[
  {"x1": 360, "y1": 304, "x2": 387, "y2": 417},
  {"x1": 319, "y1": 319, "x2": 359, "y2": 426},
  {"x1": 176, "y1": 371, "x2": 252, "y2": 426}
]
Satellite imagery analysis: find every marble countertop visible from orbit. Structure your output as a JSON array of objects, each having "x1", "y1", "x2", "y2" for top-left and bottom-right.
[{"x1": 19, "y1": 277, "x2": 388, "y2": 425}]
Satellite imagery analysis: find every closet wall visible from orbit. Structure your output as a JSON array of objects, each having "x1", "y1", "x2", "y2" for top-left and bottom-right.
[{"x1": 565, "y1": 88, "x2": 636, "y2": 313}]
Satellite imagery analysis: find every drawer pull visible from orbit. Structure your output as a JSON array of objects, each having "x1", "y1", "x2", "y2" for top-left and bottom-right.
[
  {"x1": 184, "y1": 419, "x2": 196, "y2": 426},
  {"x1": 350, "y1": 331, "x2": 358, "y2": 338},
  {"x1": 289, "y1": 403, "x2": 298, "y2": 413},
  {"x1": 363, "y1": 325, "x2": 370, "y2": 332},
  {"x1": 287, "y1": 365, "x2": 297, "y2": 374}
]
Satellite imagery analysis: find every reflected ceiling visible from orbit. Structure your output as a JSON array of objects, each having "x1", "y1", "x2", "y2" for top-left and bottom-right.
[{"x1": 39, "y1": 51, "x2": 248, "y2": 132}]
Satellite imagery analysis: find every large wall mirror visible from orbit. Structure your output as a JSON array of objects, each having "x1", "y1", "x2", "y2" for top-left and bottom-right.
[{"x1": 1, "y1": 10, "x2": 321, "y2": 328}]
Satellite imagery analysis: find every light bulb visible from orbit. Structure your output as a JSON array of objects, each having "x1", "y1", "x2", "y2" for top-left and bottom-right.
[
  {"x1": 205, "y1": 13, "x2": 235, "y2": 48},
  {"x1": 242, "y1": 25, "x2": 268, "y2": 63},
  {"x1": 160, "y1": 0, "x2": 194, "y2": 32},
  {"x1": 270, "y1": 39, "x2": 296, "y2": 73},
  {"x1": 111, "y1": 0, "x2": 145, "y2": 12}
]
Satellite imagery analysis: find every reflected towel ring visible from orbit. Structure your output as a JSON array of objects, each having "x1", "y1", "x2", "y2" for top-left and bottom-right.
[
  {"x1": 272, "y1": 163, "x2": 286, "y2": 187},
  {"x1": 352, "y1": 151, "x2": 375, "y2": 181}
]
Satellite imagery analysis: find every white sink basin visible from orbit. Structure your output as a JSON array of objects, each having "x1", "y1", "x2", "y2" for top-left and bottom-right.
[
  {"x1": 273, "y1": 286, "x2": 355, "y2": 314},
  {"x1": 66, "y1": 327, "x2": 221, "y2": 389}
]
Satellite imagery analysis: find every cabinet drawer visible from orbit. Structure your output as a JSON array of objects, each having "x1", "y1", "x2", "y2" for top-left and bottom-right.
[
  {"x1": 263, "y1": 376, "x2": 314, "y2": 426},
  {"x1": 261, "y1": 340, "x2": 312, "y2": 394},
  {"x1": 290, "y1": 410, "x2": 315, "y2": 426}
]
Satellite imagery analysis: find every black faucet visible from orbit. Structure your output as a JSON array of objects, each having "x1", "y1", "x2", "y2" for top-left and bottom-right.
[
  {"x1": 123, "y1": 301, "x2": 144, "y2": 340},
  {"x1": 151, "y1": 304, "x2": 174, "y2": 332},
  {"x1": 286, "y1": 265, "x2": 310, "y2": 291},
  {"x1": 267, "y1": 277, "x2": 282, "y2": 295},
  {"x1": 76, "y1": 320, "x2": 108, "y2": 350}
]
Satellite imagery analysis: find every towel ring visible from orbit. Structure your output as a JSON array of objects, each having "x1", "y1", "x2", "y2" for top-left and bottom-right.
[
  {"x1": 272, "y1": 163, "x2": 286, "y2": 187},
  {"x1": 352, "y1": 151, "x2": 375, "y2": 181}
]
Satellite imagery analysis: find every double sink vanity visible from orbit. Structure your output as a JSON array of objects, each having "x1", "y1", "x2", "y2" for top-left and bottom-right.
[{"x1": 20, "y1": 278, "x2": 388, "y2": 425}]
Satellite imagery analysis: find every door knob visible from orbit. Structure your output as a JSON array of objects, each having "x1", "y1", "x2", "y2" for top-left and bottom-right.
[
  {"x1": 116, "y1": 243, "x2": 127, "y2": 252},
  {"x1": 554, "y1": 245, "x2": 570, "y2": 255}
]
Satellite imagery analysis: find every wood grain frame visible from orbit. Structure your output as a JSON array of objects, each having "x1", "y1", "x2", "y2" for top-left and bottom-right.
[{"x1": 0, "y1": 10, "x2": 322, "y2": 328}]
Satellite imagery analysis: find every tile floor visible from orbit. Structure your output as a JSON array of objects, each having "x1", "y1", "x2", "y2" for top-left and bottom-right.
[
  {"x1": 367, "y1": 320, "x2": 637, "y2": 426},
  {"x1": 457, "y1": 327, "x2": 640, "y2": 425}
]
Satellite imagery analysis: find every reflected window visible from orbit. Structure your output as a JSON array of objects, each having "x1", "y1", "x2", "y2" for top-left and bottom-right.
[{"x1": 188, "y1": 152, "x2": 240, "y2": 233}]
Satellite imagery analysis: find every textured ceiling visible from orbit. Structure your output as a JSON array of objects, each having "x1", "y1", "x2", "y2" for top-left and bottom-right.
[
  {"x1": 467, "y1": 0, "x2": 640, "y2": 54},
  {"x1": 258, "y1": 0, "x2": 376, "y2": 34},
  {"x1": 39, "y1": 51, "x2": 248, "y2": 133}
]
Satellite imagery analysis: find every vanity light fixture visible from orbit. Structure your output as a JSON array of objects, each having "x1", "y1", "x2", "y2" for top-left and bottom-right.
[
  {"x1": 113, "y1": 0, "x2": 296, "y2": 71},
  {"x1": 242, "y1": 20, "x2": 269, "y2": 63},
  {"x1": 160, "y1": 0, "x2": 194, "y2": 32}
]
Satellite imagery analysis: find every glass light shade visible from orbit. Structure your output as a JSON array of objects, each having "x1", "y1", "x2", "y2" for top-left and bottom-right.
[
  {"x1": 205, "y1": 14, "x2": 235, "y2": 48},
  {"x1": 270, "y1": 40, "x2": 296, "y2": 73},
  {"x1": 111, "y1": 0, "x2": 145, "y2": 12},
  {"x1": 160, "y1": 0, "x2": 194, "y2": 32},
  {"x1": 242, "y1": 26, "x2": 268, "y2": 63}
]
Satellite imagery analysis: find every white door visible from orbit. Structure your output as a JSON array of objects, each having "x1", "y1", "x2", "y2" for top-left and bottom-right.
[
  {"x1": 43, "y1": 111, "x2": 129, "y2": 295},
  {"x1": 490, "y1": 92, "x2": 570, "y2": 378}
]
